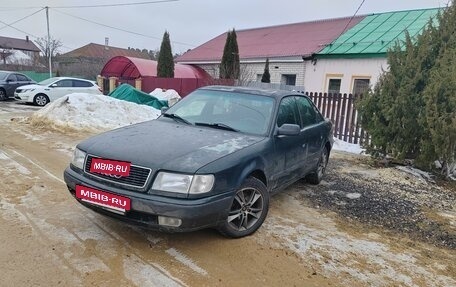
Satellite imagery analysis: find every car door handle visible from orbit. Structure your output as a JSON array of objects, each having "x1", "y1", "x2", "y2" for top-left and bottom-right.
[{"x1": 302, "y1": 143, "x2": 307, "y2": 148}]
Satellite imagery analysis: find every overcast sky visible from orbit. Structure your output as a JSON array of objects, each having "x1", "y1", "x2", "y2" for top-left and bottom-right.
[{"x1": 0, "y1": 0, "x2": 447, "y2": 54}]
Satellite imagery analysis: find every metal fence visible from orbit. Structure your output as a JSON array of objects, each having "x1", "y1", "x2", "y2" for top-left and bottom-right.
[{"x1": 306, "y1": 92, "x2": 369, "y2": 144}]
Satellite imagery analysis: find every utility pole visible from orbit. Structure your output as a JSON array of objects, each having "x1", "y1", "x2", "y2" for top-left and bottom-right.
[{"x1": 46, "y1": 6, "x2": 52, "y2": 77}]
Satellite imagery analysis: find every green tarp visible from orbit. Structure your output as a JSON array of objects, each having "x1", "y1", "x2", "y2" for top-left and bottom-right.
[{"x1": 108, "y1": 84, "x2": 168, "y2": 110}]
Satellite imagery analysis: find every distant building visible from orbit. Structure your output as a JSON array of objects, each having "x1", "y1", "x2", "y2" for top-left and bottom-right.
[
  {"x1": 56, "y1": 43, "x2": 150, "y2": 79},
  {"x1": 177, "y1": 8, "x2": 441, "y2": 94},
  {"x1": 0, "y1": 35, "x2": 40, "y2": 66}
]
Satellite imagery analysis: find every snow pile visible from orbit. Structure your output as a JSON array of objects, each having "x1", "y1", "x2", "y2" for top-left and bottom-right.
[
  {"x1": 332, "y1": 138, "x2": 365, "y2": 155},
  {"x1": 30, "y1": 93, "x2": 160, "y2": 132},
  {"x1": 149, "y1": 88, "x2": 181, "y2": 106}
]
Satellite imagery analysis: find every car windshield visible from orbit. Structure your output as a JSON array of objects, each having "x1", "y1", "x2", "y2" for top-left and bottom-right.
[
  {"x1": 38, "y1": 77, "x2": 59, "y2": 86},
  {"x1": 164, "y1": 89, "x2": 275, "y2": 136},
  {"x1": 0, "y1": 72, "x2": 8, "y2": 80}
]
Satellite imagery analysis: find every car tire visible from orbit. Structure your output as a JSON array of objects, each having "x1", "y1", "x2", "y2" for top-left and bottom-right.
[
  {"x1": 306, "y1": 146, "x2": 329, "y2": 185},
  {"x1": 0, "y1": 88, "x2": 6, "y2": 101},
  {"x1": 33, "y1": 94, "x2": 50, "y2": 106},
  {"x1": 218, "y1": 177, "x2": 269, "y2": 238}
]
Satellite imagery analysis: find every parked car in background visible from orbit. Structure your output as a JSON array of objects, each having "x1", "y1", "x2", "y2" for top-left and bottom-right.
[
  {"x1": 15, "y1": 77, "x2": 102, "y2": 106},
  {"x1": 0, "y1": 70, "x2": 36, "y2": 101},
  {"x1": 64, "y1": 86, "x2": 333, "y2": 238}
]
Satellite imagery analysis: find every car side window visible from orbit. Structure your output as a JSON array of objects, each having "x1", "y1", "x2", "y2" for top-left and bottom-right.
[
  {"x1": 7, "y1": 74, "x2": 17, "y2": 82},
  {"x1": 54, "y1": 80, "x2": 73, "y2": 87},
  {"x1": 295, "y1": 96, "x2": 322, "y2": 128},
  {"x1": 73, "y1": 80, "x2": 93, "y2": 87},
  {"x1": 277, "y1": 96, "x2": 300, "y2": 127},
  {"x1": 15, "y1": 74, "x2": 29, "y2": 81}
]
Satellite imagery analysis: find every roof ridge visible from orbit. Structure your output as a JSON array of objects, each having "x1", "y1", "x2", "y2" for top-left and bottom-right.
[
  {"x1": 367, "y1": 6, "x2": 442, "y2": 16},
  {"x1": 235, "y1": 14, "x2": 366, "y2": 33}
]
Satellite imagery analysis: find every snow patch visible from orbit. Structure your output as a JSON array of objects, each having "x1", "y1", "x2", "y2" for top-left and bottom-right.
[
  {"x1": 31, "y1": 93, "x2": 161, "y2": 132},
  {"x1": 0, "y1": 150, "x2": 31, "y2": 175},
  {"x1": 149, "y1": 88, "x2": 181, "y2": 106},
  {"x1": 123, "y1": 254, "x2": 183, "y2": 287},
  {"x1": 396, "y1": 166, "x2": 435, "y2": 183},
  {"x1": 166, "y1": 248, "x2": 208, "y2": 276},
  {"x1": 332, "y1": 138, "x2": 365, "y2": 155}
]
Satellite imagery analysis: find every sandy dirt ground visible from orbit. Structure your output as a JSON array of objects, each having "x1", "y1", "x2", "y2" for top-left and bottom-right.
[{"x1": 0, "y1": 100, "x2": 455, "y2": 287}]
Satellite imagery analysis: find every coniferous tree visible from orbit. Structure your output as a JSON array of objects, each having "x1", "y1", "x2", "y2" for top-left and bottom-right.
[
  {"x1": 261, "y1": 58, "x2": 271, "y2": 83},
  {"x1": 157, "y1": 31, "x2": 174, "y2": 78},
  {"x1": 220, "y1": 29, "x2": 240, "y2": 79},
  {"x1": 231, "y1": 29, "x2": 240, "y2": 79},
  {"x1": 358, "y1": 3, "x2": 456, "y2": 177}
]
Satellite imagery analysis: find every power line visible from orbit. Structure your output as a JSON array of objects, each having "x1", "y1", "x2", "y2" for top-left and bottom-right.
[
  {"x1": 53, "y1": 8, "x2": 198, "y2": 48},
  {"x1": 0, "y1": 8, "x2": 45, "y2": 32},
  {"x1": 0, "y1": 0, "x2": 179, "y2": 10},
  {"x1": 51, "y1": 0, "x2": 179, "y2": 9},
  {"x1": 336, "y1": 0, "x2": 367, "y2": 40}
]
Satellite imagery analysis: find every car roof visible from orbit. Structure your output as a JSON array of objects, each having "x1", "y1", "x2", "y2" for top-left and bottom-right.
[
  {"x1": 199, "y1": 85, "x2": 306, "y2": 100},
  {"x1": 0, "y1": 70, "x2": 26, "y2": 75},
  {"x1": 50, "y1": 77, "x2": 92, "y2": 81}
]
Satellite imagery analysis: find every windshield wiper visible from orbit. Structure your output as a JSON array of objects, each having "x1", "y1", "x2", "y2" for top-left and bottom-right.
[
  {"x1": 162, "y1": 113, "x2": 191, "y2": 125},
  {"x1": 195, "y1": 122, "x2": 239, "y2": 132}
]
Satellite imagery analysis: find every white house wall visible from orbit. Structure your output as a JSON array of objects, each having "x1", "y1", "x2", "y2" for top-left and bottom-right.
[
  {"x1": 304, "y1": 58, "x2": 388, "y2": 94},
  {"x1": 195, "y1": 60, "x2": 306, "y2": 87}
]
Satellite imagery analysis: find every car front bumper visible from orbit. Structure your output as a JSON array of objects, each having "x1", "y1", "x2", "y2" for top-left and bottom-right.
[
  {"x1": 63, "y1": 167, "x2": 235, "y2": 232},
  {"x1": 14, "y1": 92, "x2": 34, "y2": 103}
]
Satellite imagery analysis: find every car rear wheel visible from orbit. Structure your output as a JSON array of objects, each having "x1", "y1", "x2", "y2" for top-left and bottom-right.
[
  {"x1": 0, "y1": 89, "x2": 6, "y2": 101},
  {"x1": 306, "y1": 147, "x2": 329, "y2": 184},
  {"x1": 34, "y1": 94, "x2": 49, "y2": 106},
  {"x1": 218, "y1": 177, "x2": 269, "y2": 238}
]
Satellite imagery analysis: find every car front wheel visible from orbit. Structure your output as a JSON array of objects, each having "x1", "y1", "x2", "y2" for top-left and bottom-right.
[
  {"x1": 34, "y1": 94, "x2": 49, "y2": 106},
  {"x1": 218, "y1": 177, "x2": 269, "y2": 238}
]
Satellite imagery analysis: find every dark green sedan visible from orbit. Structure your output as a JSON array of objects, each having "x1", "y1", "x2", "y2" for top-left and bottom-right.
[{"x1": 64, "y1": 86, "x2": 333, "y2": 238}]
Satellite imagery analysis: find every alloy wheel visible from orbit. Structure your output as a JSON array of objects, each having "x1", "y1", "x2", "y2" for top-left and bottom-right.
[{"x1": 227, "y1": 187, "x2": 264, "y2": 231}]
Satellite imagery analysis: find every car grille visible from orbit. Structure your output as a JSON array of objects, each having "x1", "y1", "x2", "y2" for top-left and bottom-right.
[{"x1": 84, "y1": 155, "x2": 152, "y2": 189}]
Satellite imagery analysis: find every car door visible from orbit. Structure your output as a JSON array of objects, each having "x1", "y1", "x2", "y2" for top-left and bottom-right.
[
  {"x1": 49, "y1": 79, "x2": 74, "y2": 101},
  {"x1": 295, "y1": 96, "x2": 325, "y2": 172},
  {"x1": 15, "y1": 73, "x2": 33, "y2": 88},
  {"x1": 271, "y1": 96, "x2": 306, "y2": 188},
  {"x1": 5, "y1": 74, "x2": 19, "y2": 97}
]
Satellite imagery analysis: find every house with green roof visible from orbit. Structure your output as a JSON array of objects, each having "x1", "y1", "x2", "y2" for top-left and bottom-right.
[
  {"x1": 305, "y1": 8, "x2": 440, "y2": 94},
  {"x1": 177, "y1": 7, "x2": 441, "y2": 93}
]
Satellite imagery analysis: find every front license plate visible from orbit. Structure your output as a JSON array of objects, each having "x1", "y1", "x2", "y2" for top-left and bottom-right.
[
  {"x1": 90, "y1": 158, "x2": 131, "y2": 177},
  {"x1": 76, "y1": 185, "x2": 131, "y2": 213}
]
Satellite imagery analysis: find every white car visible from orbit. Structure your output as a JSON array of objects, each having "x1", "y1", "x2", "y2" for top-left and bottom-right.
[{"x1": 15, "y1": 77, "x2": 102, "y2": 106}]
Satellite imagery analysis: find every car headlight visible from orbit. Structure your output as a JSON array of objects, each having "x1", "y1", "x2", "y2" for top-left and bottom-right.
[
  {"x1": 71, "y1": 148, "x2": 86, "y2": 170},
  {"x1": 152, "y1": 172, "x2": 214, "y2": 194},
  {"x1": 22, "y1": 89, "x2": 35, "y2": 93}
]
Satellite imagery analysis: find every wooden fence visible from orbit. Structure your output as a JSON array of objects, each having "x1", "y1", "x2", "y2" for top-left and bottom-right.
[{"x1": 306, "y1": 92, "x2": 369, "y2": 144}]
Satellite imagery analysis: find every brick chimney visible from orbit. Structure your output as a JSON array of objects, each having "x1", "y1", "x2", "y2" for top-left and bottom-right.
[{"x1": 26, "y1": 36, "x2": 29, "y2": 42}]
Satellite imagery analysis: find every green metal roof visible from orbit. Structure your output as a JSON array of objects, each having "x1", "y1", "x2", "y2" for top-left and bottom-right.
[{"x1": 318, "y1": 8, "x2": 441, "y2": 57}]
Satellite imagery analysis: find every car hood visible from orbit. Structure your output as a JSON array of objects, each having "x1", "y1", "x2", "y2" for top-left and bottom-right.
[
  {"x1": 17, "y1": 84, "x2": 43, "y2": 90},
  {"x1": 78, "y1": 119, "x2": 265, "y2": 173}
]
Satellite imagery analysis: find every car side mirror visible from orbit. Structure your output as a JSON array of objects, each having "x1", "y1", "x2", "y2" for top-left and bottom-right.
[
  {"x1": 6, "y1": 79, "x2": 12, "y2": 83},
  {"x1": 277, "y1": 124, "x2": 300, "y2": 136},
  {"x1": 50, "y1": 84, "x2": 57, "y2": 88},
  {"x1": 161, "y1": 107, "x2": 169, "y2": 115}
]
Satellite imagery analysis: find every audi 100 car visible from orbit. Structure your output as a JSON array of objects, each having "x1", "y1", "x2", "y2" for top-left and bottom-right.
[{"x1": 63, "y1": 86, "x2": 333, "y2": 238}]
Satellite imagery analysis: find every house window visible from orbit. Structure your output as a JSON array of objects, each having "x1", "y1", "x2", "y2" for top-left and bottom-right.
[
  {"x1": 352, "y1": 78, "x2": 370, "y2": 95},
  {"x1": 281, "y1": 74, "x2": 296, "y2": 86},
  {"x1": 328, "y1": 79, "x2": 341, "y2": 94}
]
